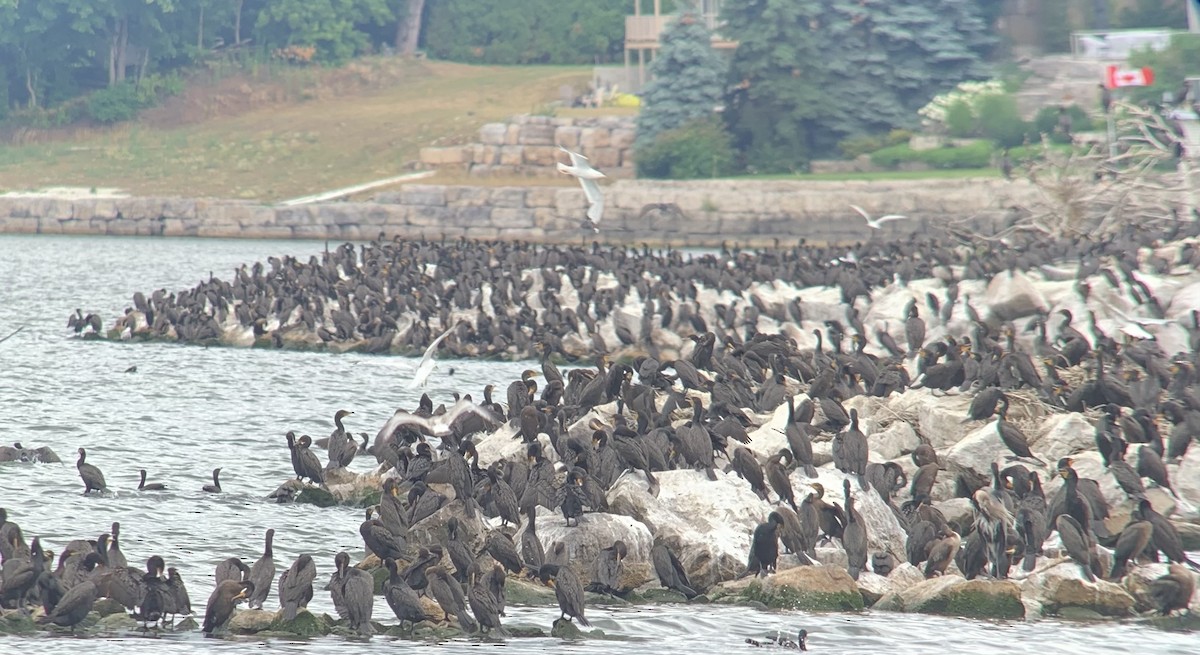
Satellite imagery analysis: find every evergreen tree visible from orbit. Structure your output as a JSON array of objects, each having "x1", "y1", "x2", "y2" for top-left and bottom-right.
[
  {"x1": 721, "y1": 0, "x2": 994, "y2": 172},
  {"x1": 635, "y1": 9, "x2": 727, "y2": 149}
]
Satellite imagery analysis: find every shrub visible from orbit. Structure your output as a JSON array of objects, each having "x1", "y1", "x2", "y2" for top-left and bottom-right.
[
  {"x1": 636, "y1": 119, "x2": 735, "y2": 179},
  {"x1": 869, "y1": 141, "x2": 993, "y2": 170},
  {"x1": 976, "y1": 94, "x2": 1028, "y2": 148},
  {"x1": 944, "y1": 100, "x2": 975, "y2": 138},
  {"x1": 918, "y1": 141, "x2": 993, "y2": 169},
  {"x1": 1031, "y1": 104, "x2": 1091, "y2": 144},
  {"x1": 838, "y1": 134, "x2": 885, "y2": 159},
  {"x1": 885, "y1": 129, "x2": 912, "y2": 146},
  {"x1": 87, "y1": 84, "x2": 143, "y2": 124}
]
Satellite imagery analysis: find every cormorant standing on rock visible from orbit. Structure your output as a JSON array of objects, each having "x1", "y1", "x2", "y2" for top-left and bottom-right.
[
  {"x1": 202, "y1": 580, "x2": 252, "y2": 634},
  {"x1": 538, "y1": 563, "x2": 590, "y2": 627},
  {"x1": 842, "y1": 479, "x2": 868, "y2": 580},
  {"x1": 651, "y1": 541, "x2": 698, "y2": 599},
  {"x1": 740, "y1": 512, "x2": 783, "y2": 578}
]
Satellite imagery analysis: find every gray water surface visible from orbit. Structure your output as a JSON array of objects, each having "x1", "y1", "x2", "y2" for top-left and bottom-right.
[{"x1": 0, "y1": 234, "x2": 1194, "y2": 654}]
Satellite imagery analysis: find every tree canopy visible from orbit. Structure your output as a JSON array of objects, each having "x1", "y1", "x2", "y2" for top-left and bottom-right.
[
  {"x1": 721, "y1": 0, "x2": 994, "y2": 172},
  {"x1": 635, "y1": 10, "x2": 726, "y2": 148}
]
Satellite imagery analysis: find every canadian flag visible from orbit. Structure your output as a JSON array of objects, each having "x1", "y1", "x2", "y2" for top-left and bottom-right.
[{"x1": 1105, "y1": 66, "x2": 1154, "y2": 89}]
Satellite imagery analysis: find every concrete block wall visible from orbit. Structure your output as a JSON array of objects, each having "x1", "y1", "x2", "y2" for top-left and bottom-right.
[
  {"x1": 0, "y1": 177, "x2": 1040, "y2": 247},
  {"x1": 418, "y1": 114, "x2": 637, "y2": 179}
]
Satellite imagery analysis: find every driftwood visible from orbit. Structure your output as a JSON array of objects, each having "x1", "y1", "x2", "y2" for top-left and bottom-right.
[{"x1": 958, "y1": 102, "x2": 1195, "y2": 241}]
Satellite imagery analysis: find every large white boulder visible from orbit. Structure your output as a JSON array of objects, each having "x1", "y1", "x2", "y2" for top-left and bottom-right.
[
  {"x1": 608, "y1": 469, "x2": 762, "y2": 588},
  {"x1": 1029, "y1": 413, "x2": 1094, "y2": 462}
]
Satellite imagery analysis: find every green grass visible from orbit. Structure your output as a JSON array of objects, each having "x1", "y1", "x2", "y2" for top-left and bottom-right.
[
  {"x1": 0, "y1": 60, "x2": 591, "y2": 201},
  {"x1": 729, "y1": 167, "x2": 1002, "y2": 182}
]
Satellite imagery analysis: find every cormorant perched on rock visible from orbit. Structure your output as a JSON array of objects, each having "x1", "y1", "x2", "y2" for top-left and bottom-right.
[
  {"x1": 832, "y1": 409, "x2": 869, "y2": 488},
  {"x1": 740, "y1": 512, "x2": 784, "y2": 578},
  {"x1": 331, "y1": 551, "x2": 372, "y2": 633},
  {"x1": 730, "y1": 446, "x2": 769, "y2": 501},
  {"x1": 538, "y1": 563, "x2": 590, "y2": 627},
  {"x1": 588, "y1": 540, "x2": 627, "y2": 596},
  {"x1": 278, "y1": 554, "x2": 316, "y2": 621},
  {"x1": 247, "y1": 528, "x2": 275, "y2": 609},
  {"x1": 842, "y1": 479, "x2": 868, "y2": 580},
  {"x1": 214, "y1": 557, "x2": 250, "y2": 586},
  {"x1": 202, "y1": 580, "x2": 252, "y2": 634},
  {"x1": 428, "y1": 565, "x2": 477, "y2": 633},
  {"x1": 470, "y1": 564, "x2": 508, "y2": 635},
  {"x1": 810, "y1": 483, "x2": 846, "y2": 544},
  {"x1": 1056, "y1": 515, "x2": 1097, "y2": 582},
  {"x1": 361, "y1": 506, "x2": 406, "y2": 560},
  {"x1": 995, "y1": 397, "x2": 1043, "y2": 464},
  {"x1": 964, "y1": 387, "x2": 1004, "y2": 423},
  {"x1": 651, "y1": 541, "x2": 698, "y2": 599},
  {"x1": 108, "y1": 522, "x2": 128, "y2": 569},
  {"x1": 924, "y1": 529, "x2": 961, "y2": 578},
  {"x1": 1148, "y1": 564, "x2": 1197, "y2": 615},
  {"x1": 37, "y1": 572, "x2": 98, "y2": 630},
  {"x1": 765, "y1": 449, "x2": 799, "y2": 512},
  {"x1": 1136, "y1": 498, "x2": 1200, "y2": 570},
  {"x1": 1108, "y1": 516, "x2": 1153, "y2": 580},
  {"x1": 76, "y1": 448, "x2": 106, "y2": 493},
  {"x1": 384, "y1": 558, "x2": 431, "y2": 634},
  {"x1": 905, "y1": 304, "x2": 926, "y2": 356}
]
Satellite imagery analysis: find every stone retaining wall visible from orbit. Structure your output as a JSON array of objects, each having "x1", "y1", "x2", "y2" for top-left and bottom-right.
[
  {"x1": 419, "y1": 113, "x2": 637, "y2": 178},
  {"x1": 0, "y1": 178, "x2": 1041, "y2": 246}
]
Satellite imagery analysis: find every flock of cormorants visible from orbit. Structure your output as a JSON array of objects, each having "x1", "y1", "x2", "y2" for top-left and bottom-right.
[{"x1": 8, "y1": 224, "x2": 1200, "y2": 640}]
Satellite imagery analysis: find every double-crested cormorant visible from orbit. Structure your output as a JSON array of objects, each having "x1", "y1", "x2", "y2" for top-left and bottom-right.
[
  {"x1": 384, "y1": 558, "x2": 431, "y2": 633},
  {"x1": 538, "y1": 563, "x2": 590, "y2": 626},
  {"x1": 108, "y1": 522, "x2": 128, "y2": 568},
  {"x1": 469, "y1": 564, "x2": 507, "y2": 634},
  {"x1": 407, "y1": 481, "x2": 447, "y2": 525},
  {"x1": 833, "y1": 409, "x2": 869, "y2": 488},
  {"x1": 588, "y1": 540, "x2": 627, "y2": 596},
  {"x1": 76, "y1": 448, "x2": 106, "y2": 493},
  {"x1": 202, "y1": 580, "x2": 253, "y2": 634},
  {"x1": 428, "y1": 564, "x2": 477, "y2": 632},
  {"x1": 651, "y1": 541, "x2": 698, "y2": 599},
  {"x1": 214, "y1": 557, "x2": 250, "y2": 586},
  {"x1": 842, "y1": 479, "x2": 868, "y2": 580},
  {"x1": 37, "y1": 574, "x2": 98, "y2": 630},
  {"x1": 1148, "y1": 564, "x2": 1196, "y2": 615},
  {"x1": 138, "y1": 469, "x2": 166, "y2": 491},
  {"x1": 518, "y1": 509, "x2": 546, "y2": 576},
  {"x1": 995, "y1": 397, "x2": 1043, "y2": 463},
  {"x1": 765, "y1": 449, "x2": 798, "y2": 512},
  {"x1": 202, "y1": 467, "x2": 222, "y2": 493},
  {"x1": 278, "y1": 554, "x2": 316, "y2": 621},
  {"x1": 165, "y1": 567, "x2": 191, "y2": 621},
  {"x1": 1108, "y1": 516, "x2": 1153, "y2": 580},
  {"x1": 247, "y1": 528, "x2": 275, "y2": 609},
  {"x1": 741, "y1": 512, "x2": 784, "y2": 578},
  {"x1": 1055, "y1": 515, "x2": 1097, "y2": 582},
  {"x1": 361, "y1": 506, "x2": 406, "y2": 560},
  {"x1": 332, "y1": 551, "x2": 374, "y2": 635},
  {"x1": 924, "y1": 529, "x2": 961, "y2": 578},
  {"x1": 810, "y1": 483, "x2": 846, "y2": 544},
  {"x1": 730, "y1": 446, "x2": 769, "y2": 501},
  {"x1": 480, "y1": 531, "x2": 523, "y2": 575}
]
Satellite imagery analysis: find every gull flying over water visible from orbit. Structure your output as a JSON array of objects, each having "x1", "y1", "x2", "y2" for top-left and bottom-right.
[
  {"x1": 557, "y1": 146, "x2": 605, "y2": 232},
  {"x1": 850, "y1": 204, "x2": 908, "y2": 229},
  {"x1": 408, "y1": 321, "x2": 462, "y2": 389}
]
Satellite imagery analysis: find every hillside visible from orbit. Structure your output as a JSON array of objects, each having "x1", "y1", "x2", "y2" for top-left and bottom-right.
[{"x1": 0, "y1": 60, "x2": 591, "y2": 202}]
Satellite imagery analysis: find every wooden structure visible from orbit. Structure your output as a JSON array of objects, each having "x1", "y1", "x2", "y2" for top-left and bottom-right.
[{"x1": 624, "y1": 1, "x2": 736, "y2": 92}]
